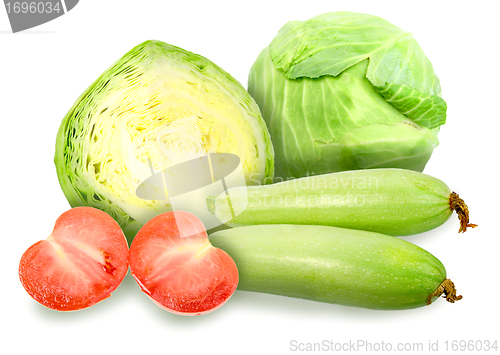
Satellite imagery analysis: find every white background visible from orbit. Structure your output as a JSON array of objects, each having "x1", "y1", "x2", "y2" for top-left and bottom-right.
[{"x1": 1, "y1": 1, "x2": 498, "y2": 354}]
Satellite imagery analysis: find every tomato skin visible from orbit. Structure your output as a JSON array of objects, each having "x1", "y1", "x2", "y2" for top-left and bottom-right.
[
  {"x1": 129, "y1": 211, "x2": 239, "y2": 316},
  {"x1": 19, "y1": 207, "x2": 129, "y2": 311}
]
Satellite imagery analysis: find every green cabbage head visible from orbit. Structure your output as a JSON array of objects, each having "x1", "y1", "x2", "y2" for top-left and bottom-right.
[
  {"x1": 248, "y1": 12, "x2": 446, "y2": 181},
  {"x1": 55, "y1": 40, "x2": 274, "y2": 240}
]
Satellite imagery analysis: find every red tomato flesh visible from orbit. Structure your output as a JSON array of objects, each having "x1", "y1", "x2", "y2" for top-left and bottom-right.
[
  {"x1": 129, "y1": 211, "x2": 238, "y2": 315},
  {"x1": 19, "y1": 207, "x2": 129, "y2": 311}
]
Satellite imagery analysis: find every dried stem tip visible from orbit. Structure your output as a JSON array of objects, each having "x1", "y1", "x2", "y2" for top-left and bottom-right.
[
  {"x1": 427, "y1": 279, "x2": 463, "y2": 305},
  {"x1": 449, "y1": 192, "x2": 477, "y2": 233}
]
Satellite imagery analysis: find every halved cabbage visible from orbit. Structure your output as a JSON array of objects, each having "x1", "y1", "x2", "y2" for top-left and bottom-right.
[{"x1": 55, "y1": 40, "x2": 274, "y2": 240}]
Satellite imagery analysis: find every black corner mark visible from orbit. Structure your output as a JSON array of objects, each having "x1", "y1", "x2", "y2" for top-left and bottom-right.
[{"x1": 3, "y1": 0, "x2": 79, "y2": 33}]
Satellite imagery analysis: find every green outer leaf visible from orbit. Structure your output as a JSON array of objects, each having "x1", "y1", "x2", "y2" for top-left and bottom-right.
[
  {"x1": 270, "y1": 12, "x2": 404, "y2": 78},
  {"x1": 55, "y1": 40, "x2": 274, "y2": 241},
  {"x1": 375, "y1": 82, "x2": 447, "y2": 129},
  {"x1": 210, "y1": 224, "x2": 446, "y2": 310},
  {"x1": 268, "y1": 11, "x2": 445, "y2": 129},
  {"x1": 270, "y1": 12, "x2": 441, "y2": 93}
]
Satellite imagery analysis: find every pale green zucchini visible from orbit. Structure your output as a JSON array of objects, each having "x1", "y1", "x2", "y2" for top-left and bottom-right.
[
  {"x1": 210, "y1": 224, "x2": 462, "y2": 310},
  {"x1": 208, "y1": 168, "x2": 476, "y2": 236}
]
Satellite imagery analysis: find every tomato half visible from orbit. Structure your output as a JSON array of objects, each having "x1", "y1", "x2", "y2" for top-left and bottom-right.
[
  {"x1": 129, "y1": 211, "x2": 238, "y2": 315},
  {"x1": 19, "y1": 207, "x2": 129, "y2": 311}
]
